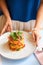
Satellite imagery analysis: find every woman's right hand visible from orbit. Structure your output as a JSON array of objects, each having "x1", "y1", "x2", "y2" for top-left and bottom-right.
[{"x1": 0, "y1": 18, "x2": 13, "y2": 35}]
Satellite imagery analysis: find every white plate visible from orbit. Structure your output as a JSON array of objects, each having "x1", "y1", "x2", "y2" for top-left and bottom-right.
[{"x1": 0, "y1": 31, "x2": 36, "y2": 59}]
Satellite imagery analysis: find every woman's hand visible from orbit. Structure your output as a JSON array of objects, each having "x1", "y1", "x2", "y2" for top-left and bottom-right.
[
  {"x1": 0, "y1": 18, "x2": 13, "y2": 35},
  {"x1": 32, "y1": 28, "x2": 41, "y2": 46}
]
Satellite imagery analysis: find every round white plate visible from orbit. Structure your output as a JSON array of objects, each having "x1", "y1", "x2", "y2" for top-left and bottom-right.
[{"x1": 0, "y1": 31, "x2": 36, "y2": 59}]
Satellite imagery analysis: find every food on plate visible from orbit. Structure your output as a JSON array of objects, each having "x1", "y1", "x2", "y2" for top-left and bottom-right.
[{"x1": 8, "y1": 31, "x2": 25, "y2": 51}]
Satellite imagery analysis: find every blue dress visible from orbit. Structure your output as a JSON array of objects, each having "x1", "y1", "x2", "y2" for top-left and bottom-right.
[{"x1": 0, "y1": 0, "x2": 40, "y2": 22}]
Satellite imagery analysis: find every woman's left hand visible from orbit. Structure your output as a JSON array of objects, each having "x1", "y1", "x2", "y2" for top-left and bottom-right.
[{"x1": 32, "y1": 29, "x2": 41, "y2": 46}]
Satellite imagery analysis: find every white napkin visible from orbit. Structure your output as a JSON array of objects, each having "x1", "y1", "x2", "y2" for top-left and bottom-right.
[
  {"x1": 0, "y1": 55, "x2": 2, "y2": 65},
  {"x1": 36, "y1": 30, "x2": 43, "y2": 51}
]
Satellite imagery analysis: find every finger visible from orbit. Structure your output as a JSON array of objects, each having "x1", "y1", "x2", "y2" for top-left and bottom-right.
[
  {"x1": 32, "y1": 32, "x2": 37, "y2": 46},
  {"x1": 32, "y1": 32, "x2": 36, "y2": 42},
  {"x1": 8, "y1": 24, "x2": 13, "y2": 31},
  {"x1": 36, "y1": 34, "x2": 41, "y2": 44},
  {"x1": 6, "y1": 25, "x2": 11, "y2": 32},
  {"x1": 35, "y1": 33, "x2": 41, "y2": 46},
  {"x1": 33, "y1": 33, "x2": 38, "y2": 46},
  {"x1": 10, "y1": 25, "x2": 13, "y2": 31}
]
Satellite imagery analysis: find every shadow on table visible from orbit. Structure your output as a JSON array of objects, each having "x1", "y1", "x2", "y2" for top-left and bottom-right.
[{"x1": 0, "y1": 54, "x2": 40, "y2": 65}]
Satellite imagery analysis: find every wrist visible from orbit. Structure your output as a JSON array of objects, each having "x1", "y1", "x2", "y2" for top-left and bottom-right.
[
  {"x1": 32, "y1": 28, "x2": 40, "y2": 31},
  {"x1": 6, "y1": 16, "x2": 11, "y2": 21},
  {"x1": 5, "y1": 15, "x2": 11, "y2": 20},
  {"x1": 35, "y1": 24, "x2": 43, "y2": 30},
  {"x1": 4, "y1": 12, "x2": 11, "y2": 20}
]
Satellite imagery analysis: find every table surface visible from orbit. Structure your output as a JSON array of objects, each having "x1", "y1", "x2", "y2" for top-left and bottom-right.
[{"x1": 0, "y1": 54, "x2": 40, "y2": 65}]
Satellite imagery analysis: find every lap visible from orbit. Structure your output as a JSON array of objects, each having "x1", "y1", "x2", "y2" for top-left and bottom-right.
[
  {"x1": 0, "y1": 15, "x2": 36, "y2": 32},
  {"x1": 12, "y1": 20, "x2": 36, "y2": 31}
]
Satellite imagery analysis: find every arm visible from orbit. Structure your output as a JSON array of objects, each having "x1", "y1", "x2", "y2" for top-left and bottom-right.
[
  {"x1": 0, "y1": 0, "x2": 13, "y2": 35},
  {"x1": 0, "y1": 0, "x2": 11, "y2": 19},
  {"x1": 32, "y1": 0, "x2": 43, "y2": 45},
  {"x1": 35, "y1": 0, "x2": 43, "y2": 29}
]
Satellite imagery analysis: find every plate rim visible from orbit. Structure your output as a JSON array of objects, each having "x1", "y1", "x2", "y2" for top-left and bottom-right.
[{"x1": 0, "y1": 31, "x2": 36, "y2": 60}]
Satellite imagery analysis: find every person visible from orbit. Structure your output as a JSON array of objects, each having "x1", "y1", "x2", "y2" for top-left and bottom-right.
[{"x1": 0, "y1": 0, "x2": 43, "y2": 45}]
